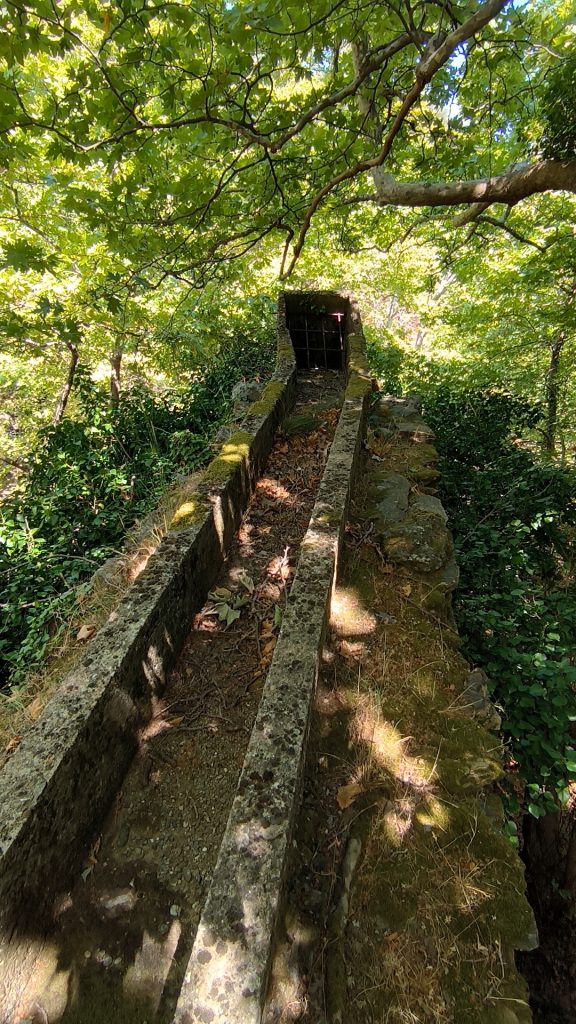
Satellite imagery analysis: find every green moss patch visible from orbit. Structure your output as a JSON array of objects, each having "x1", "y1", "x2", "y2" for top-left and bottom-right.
[
  {"x1": 246, "y1": 379, "x2": 286, "y2": 418},
  {"x1": 345, "y1": 372, "x2": 372, "y2": 400},
  {"x1": 202, "y1": 431, "x2": 252, "y2": 485}
]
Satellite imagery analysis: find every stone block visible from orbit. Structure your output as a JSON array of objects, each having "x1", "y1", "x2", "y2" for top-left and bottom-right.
[
  {"x1": 368, "y1": 469, "x2": 410, "y2": 524},
  {"x1": 380, "y1": 509, "x2": 453, "y2": 573}
]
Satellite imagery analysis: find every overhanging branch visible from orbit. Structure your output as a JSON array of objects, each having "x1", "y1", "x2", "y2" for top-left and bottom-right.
[
  {"x1": 371, "y1": 160, "x2": 576, "y2": 208},
  {"x1": 282, "y1": 0, "x2": 512, "y2": 276}
]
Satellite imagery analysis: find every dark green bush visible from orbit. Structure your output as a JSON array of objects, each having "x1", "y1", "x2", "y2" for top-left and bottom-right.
[
  {"x1": 423, "y1": 388, "x2": 576, "y2": 811},
  {"x1": 0, "y1": 317, "x2": 275, "y2": 688}
]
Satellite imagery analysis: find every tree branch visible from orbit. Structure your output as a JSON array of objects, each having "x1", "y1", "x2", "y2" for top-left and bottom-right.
[
  {"x1": 371, "y1": 159, "x2": 576, "y2": 208},
  {"x1": 475, "y1": 214, "x2": 546, "y2": 250},
  {"x1": 282, "y1": 0, "x2": 511, "y2": 276}
]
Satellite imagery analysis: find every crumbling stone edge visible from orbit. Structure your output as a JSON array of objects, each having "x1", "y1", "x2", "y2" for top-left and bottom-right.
[
  {"x1": 173, "y1": 294, "x2": 372, "y2": 1024},
  {"x1": 0, "y1": 313, "x2": 297, "y2": 1024}
]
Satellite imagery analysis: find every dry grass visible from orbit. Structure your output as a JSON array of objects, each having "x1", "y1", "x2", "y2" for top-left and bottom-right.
[{"x1": 325, "y1": 547, "x2": 531, "y2": 1022}]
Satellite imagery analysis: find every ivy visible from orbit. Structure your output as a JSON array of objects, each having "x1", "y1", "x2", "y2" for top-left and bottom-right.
[{"x1": 423, "y1": 386, "x2": 576, "y2": 811}]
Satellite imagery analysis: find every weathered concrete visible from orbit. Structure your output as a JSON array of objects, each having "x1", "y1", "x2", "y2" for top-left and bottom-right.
[
  {"x1": 173, "y1": 294, "x2": 371, "y2": 1024},
  {"x1": 0, "y1": 319, "x2": 298, "y2": 1024}
]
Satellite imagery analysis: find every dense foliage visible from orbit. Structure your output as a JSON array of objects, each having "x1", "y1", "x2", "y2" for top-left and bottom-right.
[
  {"x1": 0, "y1": 314, "x2": 275, "y2": 688},
  {"x1": 427, "y1": 389, "x2": 576, "y2": 812},
  {"x1": 542, "y1": 53, "x2": 576, "y2": 162}
]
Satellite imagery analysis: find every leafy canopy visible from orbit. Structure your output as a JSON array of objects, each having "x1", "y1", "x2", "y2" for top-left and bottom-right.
[{"x1": 1, "y1": 0, "x2": 575, "y2": 290}]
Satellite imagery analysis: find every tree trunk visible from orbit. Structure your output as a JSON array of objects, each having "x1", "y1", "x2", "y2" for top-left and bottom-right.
[
  {"x1": 563, "y1": 820, "x2": 576, "y2": 894},
  {"x1": 385, "y1": 295, "x2": 398, "y2": 329},
  {"x1": 544, "y1": 333, "x2": 565, "y2": 457},
  {"x1": 110, "y1": 350, "x2": 122, "y2": 408},
  {"x1": 53, "y1": 343, "x2": 79, "y2": 424}
]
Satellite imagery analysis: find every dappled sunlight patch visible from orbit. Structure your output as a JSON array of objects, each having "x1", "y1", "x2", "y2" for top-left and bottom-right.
[
  {"x1": 169, "y1": 498, "x2": 200, "y2": 529},
  {"x1": 16, "y1": 937, "x2": 71, "y2": 1023},
  {"x1": 415, "y1": 794, "x2": 450, "y2": 832},
  {"x1": 237, "y1": 520, "x2": 255, "y2": 556},
  {"x1": 330, "y1": 584, "x2": 377, "y2": 637},
  {"x1": 202, "y1": 433, "x2": 251, "y2": 486},
  {"x1": 351, "y1": 693, "x2": 437, "y2": 791},
  {"x1": 256, "y1": 476, "x2": 295, "y2": 505},
  {"x1": 313, "y1": 680, "x2": 349, "y2": 718},
  {"x1": 380, "y1": 794, "x2": 416, "y2": 848},
  {"x1": 122, "y1": 921, "x2": 181, "y2": 1011}
]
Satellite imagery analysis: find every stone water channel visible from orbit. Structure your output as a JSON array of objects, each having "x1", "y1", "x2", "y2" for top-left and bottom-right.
[{"x1": 12, "y1": 369, "x2": 347, "y2": 1024}]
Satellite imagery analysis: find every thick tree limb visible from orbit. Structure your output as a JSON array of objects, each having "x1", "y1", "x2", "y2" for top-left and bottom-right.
[
  {"x1": 371, "y1": 160, "x2": 576, "y2": 208},
  {"x1": 451, "y1": 201, "x2": 492, "y2": 226}
]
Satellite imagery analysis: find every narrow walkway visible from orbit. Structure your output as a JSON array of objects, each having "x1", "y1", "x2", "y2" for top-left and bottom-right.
[
  {"x1": 16, "y1": 371, "x2": 345, "y2": 1024},
  {"x1": 264, "y1": 397, "x2": 534, "y2": 1024}
]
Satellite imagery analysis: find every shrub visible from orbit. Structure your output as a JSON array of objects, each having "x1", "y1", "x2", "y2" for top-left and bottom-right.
[{"x1": 0, "y1": 321, "x2": 275, "y2": 688}]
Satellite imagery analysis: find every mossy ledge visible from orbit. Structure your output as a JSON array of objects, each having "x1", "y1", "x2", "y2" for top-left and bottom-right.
[{"x1": 201, "y1": 430, "x2": 252, "y2": 485}]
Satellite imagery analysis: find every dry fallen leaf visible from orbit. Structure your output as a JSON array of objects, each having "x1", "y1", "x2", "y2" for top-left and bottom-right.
[
  {"x1": 337, "y1": 782, "x2": 364, "y2": 810},
  {"x1": 26, "y1": 696, "x2": 44, "y2": 722},
  {"x1": 77, "y1": 623, "x2": 96, "y2": 642},
  {"x1": 399, "y1": 584, "x2": 412, "y2": 597},
  {"x1": 4, "y1": 736, "x2": 21, "y2": 755},
  {"x1": 338, "y1": 639, "x2": 365, "y2": 662}
]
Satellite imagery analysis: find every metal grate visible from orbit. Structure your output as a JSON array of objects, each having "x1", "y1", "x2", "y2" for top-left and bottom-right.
[{"x1": 289, "y1": 311, "x2": 345, "y2": 370}]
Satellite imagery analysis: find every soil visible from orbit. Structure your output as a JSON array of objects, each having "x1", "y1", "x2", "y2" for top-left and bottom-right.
[
  {"x1": 15, "y1": 369, "x2": 345, "y2": 1024},
  {"x1": 518, "y1": 811, "x2": 576, "y2": 1024}
]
